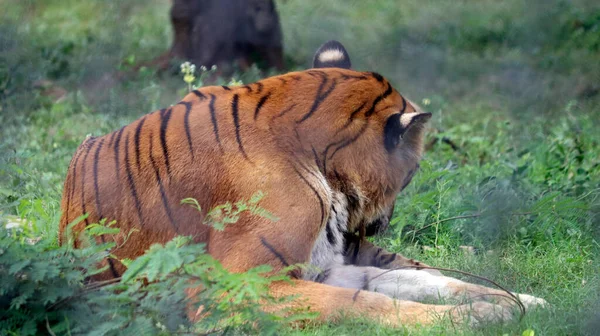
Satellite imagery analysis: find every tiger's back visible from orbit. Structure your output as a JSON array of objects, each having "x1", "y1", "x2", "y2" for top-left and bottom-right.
[{"x1": 60, "y1": 51, "x2": 424, "y2": 279}]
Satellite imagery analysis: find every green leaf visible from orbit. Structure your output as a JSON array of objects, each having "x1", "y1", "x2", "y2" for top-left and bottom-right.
[
  {"x1": 8, "y1": 259, "x2": 30, "y2": 274},
  {"x1": 85, "y1": 223, "x2": 120, "y2": 237},
  {"x1": 87, "y1": 321, "x2": 123, "y2": 336},
  {"x1": 181, "y1": 198, "x2": 202, "y2": 213},
  {"x1": 121, "y1": 316, "x2": 155, "y2": 335},
  {"x1": 522, "y1": 329, "x2": 535, "y2": 336},
  {"x1": 121, "y1": 255, "x2": 151, "y2": 283}
]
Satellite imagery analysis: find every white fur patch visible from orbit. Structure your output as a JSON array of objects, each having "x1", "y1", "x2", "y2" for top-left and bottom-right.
[
  {"x1": 400, "y1": 112, "x2": 421, "y2": 128},
  {"x1": 368, "y1": 268, "x2": 452, "y2": 301},
  {"x1": 318, "y1": 49, "x2": 346, "y2": 63},
  {"x1": 303, "y1": 191, "x2": 348, "y2": 281},
  {"x1": 323, "y1": 266, "x2": 453, "y2": 302}
]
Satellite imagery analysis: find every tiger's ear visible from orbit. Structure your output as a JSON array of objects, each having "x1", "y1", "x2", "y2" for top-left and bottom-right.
[
  {"x1": 312, "y1": 40, "x2": 351, "y2": 69},
  {"x1": 400, "y1": 112, "x2": 432, "y2": 130},
  {"x1": 384, "y1": 112, "x2": 432, "y2": 151},
  {"x1": 401, "y1": 99, "x2": 432, "y2": 130}
]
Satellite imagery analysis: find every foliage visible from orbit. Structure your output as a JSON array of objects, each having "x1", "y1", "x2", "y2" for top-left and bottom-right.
[
  {"x1": 1, "y1": 0, "x2": 599, "y2": 335},
  {"x1": 182, "y1": 191, "x2": 279, "y2": 231},
  {"x1": 0, "y1": 219, "x2": 305, "y2": 336}
]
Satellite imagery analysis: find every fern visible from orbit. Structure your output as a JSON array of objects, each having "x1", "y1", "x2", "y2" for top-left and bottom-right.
[
  {"x1": 181, "y1": 191, "x2": 279, "y2": 231},
  {"x1": 1, "y1": 217, "x2": 309, "y2": 336}
]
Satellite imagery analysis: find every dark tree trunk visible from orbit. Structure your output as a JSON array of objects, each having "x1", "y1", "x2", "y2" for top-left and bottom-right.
[{"x1": 148, "y1": 0, "x2": 285, "y2": 75}]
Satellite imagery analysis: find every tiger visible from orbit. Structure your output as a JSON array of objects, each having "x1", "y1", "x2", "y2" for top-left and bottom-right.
[{"x1": 59, "y1": 40, "x2": 546, "y2": 327}]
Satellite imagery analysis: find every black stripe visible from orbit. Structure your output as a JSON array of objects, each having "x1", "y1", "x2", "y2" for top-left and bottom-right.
[
  {"x1": 107, "y1": 130, "x2": 117, "y2": 147},
  {"x1": 148, "y1": 133, "x2": 178, "y2": 232},
  {"x1": 113, "y1": 127, "x2": 125, "y2": 180},
  {"x1": 335, "y1": 211, "x2": 344, "y2": 231},
  {"x1": 260, "y1": 237, "x2": 289, "y2": 267},
  {"x1": 159, "y1": 108, "x2": 173, "y2": 176},
  {"x1": 361, "y1": 272, "x2": 370, "y2": 290},
  {"x1": 272, "y1": 104, "x2": 297, "y2": 120},
  {"x1": 326, "y1": 222, "x2": 336, "y2": 245},
  {"x1": 365, "y1": 83, "x2": 393, "y2": 117},
  {"x1": 192, "y1": 90, "x2": 206, "y2": 100},
  {"x1": 277, "y1": 77, "x2": 287, "y2": 85},
  {"x1": 231, "y1": 94, "x2": 249, "y2": 160},
  {"x1": 179, "y1": 101, "x2": 195, "y2": 159},
  {"x1": 253, "y1": 92, "x2": 271, "y2": 120},
  {"x1": 311, "y1": 146, "x2": 323, "y2": 173},
  {"x1": 297, "y1": 73, "x2": 337, "y2": 124},
  {"x1": 221, "y1": 85, "x2": 231, "y2": 91},
  {"x1": 370, "y1": 72, "x2": 384, "y2": 82},
  {"x1": 322, "y1": 121, "x2": 366, "y2": 172},
  {"x1": 400, "y1": 96, "x2": 407, "y2": 114},
  {"x1": 345, "y1": 187, "x2": 361, "y2": 229},
  {"x1": 348, "y1": 101, "x2": 368, "y2": 121},
  {"x1": 339, "y1": 72, "x2": 368, "y2": 81},
  {"x1": 328, "y1": 121, "x2": 369, "y2": 160},
  {"x1": 124, "y1": 135, "x2": 144, "y2": 224},
  {"x1": 80, "y1": 138, "x2": 97, "y2": 225},
  {"x1": 306, "y1": 70, "x2": 323, "y2": 77},
  {"x1": 97, "y1": 235, "x2": 119, "y2": 278},
  {"x1": 208, "y1": 94, "x2": 223, "y2": 151},
  {"x1": 292, "y1": 165, "x2": 325, "y2": 228},
  {"x1": 336, "y1": 101, "x2": 367, "y2": 135},
  {"x1": 379, "y1": 253, "x2": 397, "y2": 266},
  {"x1": 134, "y1": 116, "x2": 147, "y2": 171},
  {"x1": 352, "y1": 237, "x2": 361, "y2": 264},
  {"x1": 93, "y1": 138, "x2": 106, "y2": 218},
  {"x1": 314, "y1": 269, "x2": 331, "y2": 283},
  {"x1": 243, "y1": 85, "x2": 253, "y2": 93},
  {"x1": 295, "y1": 156, "x2": 322, "y2": 183},
  {"x1": 107, "y1": 258, "x2": 119, "y2": 278},
  {"x1": 255, "y1": 82, "x2": 264, "y2": 93}
]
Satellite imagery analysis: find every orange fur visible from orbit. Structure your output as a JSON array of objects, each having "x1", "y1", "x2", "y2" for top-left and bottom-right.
[
  {"x1": 59, "y1": 68, "x2": 424, "y2": 274},
  {"x1": 58, "y1": 42, "x2": 531, "y2": 326}
]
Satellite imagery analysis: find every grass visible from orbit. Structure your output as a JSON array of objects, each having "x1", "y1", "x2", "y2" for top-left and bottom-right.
[{"x1": 1, "y1": 0, "x2": 599, "y2": 335}]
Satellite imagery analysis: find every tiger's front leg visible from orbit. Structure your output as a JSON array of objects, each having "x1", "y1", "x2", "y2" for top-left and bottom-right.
[
  {"x1": 342, "y1": 235, "x2": 547, "y2": 310},
  {"x1": 344, "y1": 232, "x2": 444, "y2": 276}
]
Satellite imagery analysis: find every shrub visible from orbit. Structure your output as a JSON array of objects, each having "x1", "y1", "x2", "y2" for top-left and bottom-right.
[{"x1": 0, "y1": 217, "x2": 309, "y2": 336}]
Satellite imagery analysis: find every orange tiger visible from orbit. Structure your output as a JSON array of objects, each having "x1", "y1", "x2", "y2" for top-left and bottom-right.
[{"x1": 59, "y1": 41, "x2": 545, "y2": 327}]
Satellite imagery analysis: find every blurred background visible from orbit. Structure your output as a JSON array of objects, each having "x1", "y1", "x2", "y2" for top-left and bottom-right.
[
  {"x1": 2, "y1": 0, "x2": 599, "y2": 118},
  {"x1": 1, "y1": 0, "x2": 599, "y2": 334}
]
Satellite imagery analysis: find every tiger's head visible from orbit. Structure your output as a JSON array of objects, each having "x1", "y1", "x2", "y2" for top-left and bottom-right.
[{"x1": 310, "y1": 40, "x2": 431, "y2": 232}]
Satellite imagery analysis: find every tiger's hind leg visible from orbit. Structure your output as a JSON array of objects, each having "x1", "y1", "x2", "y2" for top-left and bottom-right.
[{"x1": 266, "y1": 279, "x2": 512, "y2": 327}]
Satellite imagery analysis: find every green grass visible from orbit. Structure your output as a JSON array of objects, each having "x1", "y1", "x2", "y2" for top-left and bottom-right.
[{"x1": 1, "y1": 0, "x2": 599, "y2": 335}]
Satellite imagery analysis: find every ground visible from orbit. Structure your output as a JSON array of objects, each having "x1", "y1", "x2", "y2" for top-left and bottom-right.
[{"x1": 1, "y1": 0, "x2": 599, "y2": 335}]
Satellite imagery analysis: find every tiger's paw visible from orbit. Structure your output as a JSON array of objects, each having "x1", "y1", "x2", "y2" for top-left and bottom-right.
[
  {"x1": 513, "y1": 293, "x2": 548, "y2": 310},
  {"x1": 451, "y1": 301, "x2": 513, "y2": 326}
]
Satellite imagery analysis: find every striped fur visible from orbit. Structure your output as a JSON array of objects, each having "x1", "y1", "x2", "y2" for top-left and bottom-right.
[
  {"x1": 58, "y1": 41, "x2": 538, "y2": 327},
  {"x1": 59, "y1": 67, "x2": 429, "y2": 273}
]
